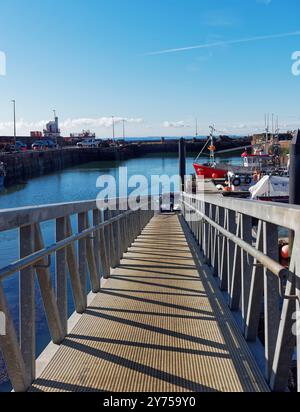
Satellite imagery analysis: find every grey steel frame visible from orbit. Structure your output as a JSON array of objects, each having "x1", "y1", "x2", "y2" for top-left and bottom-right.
[
  {"x1": 182, "y1": 192, "x2": 300, "y2": 393},
  {"x1": 0, "y1": 197, "x2": 154, "y2": 392}
]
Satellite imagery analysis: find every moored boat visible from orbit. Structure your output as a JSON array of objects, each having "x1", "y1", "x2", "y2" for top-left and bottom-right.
[
  {"x1": 249, "y1": 175, "x2": 289, "y2": 203},
  {"x1": 193, "y1": 126, "x2": 288, "y2": 183},
  {"x1": 193, "y1": 162, "x2": 227, "y2": 179}
]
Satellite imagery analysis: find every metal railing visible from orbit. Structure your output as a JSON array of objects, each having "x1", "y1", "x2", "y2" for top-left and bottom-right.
[
  {"x1": 182, "y1": 192, "x2": 300, "y2": 392},
  {"x1": 0, "y1": 197, "x2": 154, "y2": 392}
]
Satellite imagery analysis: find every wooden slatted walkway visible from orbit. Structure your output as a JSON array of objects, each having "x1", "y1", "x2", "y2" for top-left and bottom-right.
[{"x1": 30, "y1": 214, "x2": 269, "y2": 392}]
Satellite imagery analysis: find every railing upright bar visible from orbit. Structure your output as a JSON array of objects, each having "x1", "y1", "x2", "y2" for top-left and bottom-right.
[
  {"x1": 229, "y1": 213, "x2": 242, "y2": 310},
  {"x1": 103, "y1": 209, "x2": 111, "y2": 269},
  {"x1": 0, "y1": 282, "x2": 28, "y2": 392},
  {"x1": 86, "y1": 214, "x2": 100, "y2": 293},
  {"x1": 19, "y1": 224, "x2": 36, "y2": 386},
  {"x1": 297, "y1": 279, "x2": 300, "y2": 393},
  {"x1": 116, "y1": 203, "x2": 123, "y2": 262},
  {"x1": 217, "y1": 207, "x2": 225, "y2": 281},
  {"x1": 122, "y1": 211, "x2": 129, "y2": 253},
  {"x1": 100, "y1": 210, "x2": 110, "y2": 280},
  {"x1": 200, "y1": 201, "x2": 205, "y2": 252},
  {"x1": 220, "y1": 209, "x2": 228, "y2": 291},
  {"x1": 245, "y1": 220, "x2": 264, "y2": 341},
  {"x1": 226, "y1": 210, "x2": 236, "y2": 296},
  {"x1": 203, "y1": 203, "x2": 209, "y2": 261},
  {"x1": 211, "y1": 205, "x2": 218, "y2": 275},
  {"x1": 108, "y1": 210, "x2": 117, "y2": 269},
  {"x1": 34, "y1": 223, "x2": 65, "y2": 344},
  {"x1": 207, "y1": 204, "x2": 212, "y2": 264},
  {"x1": 66, "y1": 217, "x2": 85, "y2": 313},
  {"x1": 78, "y1": 212, "x2": 88, "y2": 308},
  {"x1": 240, "y1": 214, "x2": 253, "y2": 332},
  {"x1": 119, "y1": 200, "x2": 127, "y2": 255},
  {"x1": 56, "y1": 216, "x2": 68, "y2": 336},
  {"x1": 129, "y1": 213, "x2": 134, "y2": 247},
  {"x1": 92, "y1": 210, "x2": 101, "y2": 277},
  {"x1": 112, "y1": 207, "x2": 121, "y2": 268},
  {"x1": 263, "y1": 222, "x2": 281, "y2": 381}
]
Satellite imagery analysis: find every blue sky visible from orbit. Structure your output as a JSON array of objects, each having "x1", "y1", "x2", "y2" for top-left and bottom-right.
[{"x1": 0, "y1": 0, "x2": 300, "y2": 137}]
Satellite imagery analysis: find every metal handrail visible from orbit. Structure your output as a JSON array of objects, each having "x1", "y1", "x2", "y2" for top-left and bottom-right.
[
  {"x1": 0, "y1": 195, "x2": 152, "y2": 232},
  {"x1": 183, "y1": 191, "x2": 300, "y2": 232},
  {"x1": 182, "y1": 199, "x2": 289, "y2": 281},
  {"x1": 181, "y1": 191, "x2": 300, "y2": 393},
  {"x1": 0, "y1": 207, "x2": 137, "y2": 282}
]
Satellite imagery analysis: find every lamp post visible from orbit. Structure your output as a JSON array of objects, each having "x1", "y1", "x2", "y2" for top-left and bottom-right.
[{"x1": 12, "y1": 100, "x2": 16, "y2": 147}]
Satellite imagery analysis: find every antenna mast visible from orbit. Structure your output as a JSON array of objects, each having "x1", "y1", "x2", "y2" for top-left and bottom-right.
[
  {"x1": 112, "y1": 116, "x2": 115, "y2": 141},
  {"x1": 265, "y1": 113, "x2": 269, "y2": 155},
  {"x1": 209, "y1": 125, "x2": 216, "y2": 164}
]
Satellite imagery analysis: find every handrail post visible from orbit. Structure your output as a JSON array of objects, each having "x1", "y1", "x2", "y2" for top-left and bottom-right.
[
  {"x1": 92, "y1": 210, "x2": 101, "y2": 277},
  {"x1": 34, "y1": 223, "x2": 65, "y2": 344},
  {"x1": 100, "y1": 210, "x2": 110, "y2": 280},
  {"x1": 66, "y1": 217, "x2": 85, "y2": 314},
  {"x1": 263, "y1": 222, "x2": 280, "y2": 381},
  {"x1": 107, "y1": 210, "x2": 117, "y2": 269},
  {"x1": 226, "y1": 210, "x2": 236, "y2": 296},
  {"x1": 86, "y1": 214, "x2": 101, "y2": 293},
  {"x1": 56, "y1": 217, "x2": 68, "y2": 336},
  {"x1": 0, "y1": 283, "x2": 28, "y2": 392},
  {"x1": 245, "y1": 220, "x2": 264, "y2": 341},
  {"x1": 78, "y1": 212, "x2": 88, "y2": 309},
  {"x1": 20, "y1": 224, "x2": 36, "y2": 386},
  {"x1": 240, "y1": 214, "x2": 253, "y2": 332}
]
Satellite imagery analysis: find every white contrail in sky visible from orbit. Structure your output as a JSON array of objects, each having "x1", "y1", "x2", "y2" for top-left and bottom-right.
[{"x1": 145, "y1": 31, "x2": 300, "y2": 56}]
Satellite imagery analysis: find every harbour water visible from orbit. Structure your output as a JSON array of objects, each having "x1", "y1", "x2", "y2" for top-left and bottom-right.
[{"x1": 0, "y1": 152, "x2": 239, "y2": 391}]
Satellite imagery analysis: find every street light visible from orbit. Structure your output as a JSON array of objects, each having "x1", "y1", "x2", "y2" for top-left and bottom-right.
[{"x1": 12, "y1": 100, "x2": 16, "y2": 146}]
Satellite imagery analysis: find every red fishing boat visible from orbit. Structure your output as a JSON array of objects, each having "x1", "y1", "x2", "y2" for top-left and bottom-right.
[
  {"x1": 193, "y1": 126, "x2": 232, "y2": 179},
  {"x1": 193, "y1": 162, "x2": 228, "y2": 179},
  {"x1": 193, "y1": 126, "x2": 286, "y2": 181}
]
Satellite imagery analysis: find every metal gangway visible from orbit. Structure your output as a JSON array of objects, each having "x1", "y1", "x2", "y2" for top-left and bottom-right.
[{"x1": 0, "y1": 194, "x2": 299, "y2": 392}]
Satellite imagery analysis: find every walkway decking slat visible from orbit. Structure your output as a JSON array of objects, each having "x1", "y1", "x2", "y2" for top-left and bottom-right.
[{"x1": 30, "y1": 214, "x2": 269, "y2": 393}]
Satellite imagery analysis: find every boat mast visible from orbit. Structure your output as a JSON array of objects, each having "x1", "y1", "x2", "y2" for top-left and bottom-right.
[
  {"x1": 265, "y1": 113, "x2": 269, "y2": 155},
  {"x1": 209, "y1": 125, "x2": 215, "y2": 164}
]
